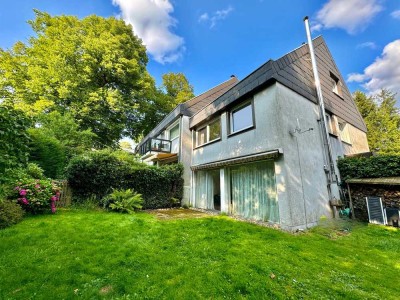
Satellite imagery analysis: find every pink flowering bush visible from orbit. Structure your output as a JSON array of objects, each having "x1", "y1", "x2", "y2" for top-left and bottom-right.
[{"x1": 13, "y1": 179, "x2": 61, "y2": 214}]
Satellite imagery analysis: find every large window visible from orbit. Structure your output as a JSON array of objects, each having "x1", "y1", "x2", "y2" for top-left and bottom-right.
[
  {"x1": 230, "y1": 160, "x2": 279, "y2": 222},
  {"x1": 230, "y1": 101, "x2": 254, "y2": 134},
  {"x1": 196, "y1": 118, "x2": 221, "y2": 147}
]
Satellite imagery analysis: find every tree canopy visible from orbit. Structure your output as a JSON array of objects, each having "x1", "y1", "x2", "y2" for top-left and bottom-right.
[
  {"x1": 354, "y1": 89, "x2": 400, "y2": 154},
  {"x1": 161, "y1": 72, "x2": 195, "y2": 111},
  {"x1": 0, "y1": 10, "x2": 152, "y2": 146}
]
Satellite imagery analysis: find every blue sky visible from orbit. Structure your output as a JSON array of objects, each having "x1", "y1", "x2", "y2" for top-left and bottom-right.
[{"x1": 0, "y1": 0, "x2": 399, "y2": 104}]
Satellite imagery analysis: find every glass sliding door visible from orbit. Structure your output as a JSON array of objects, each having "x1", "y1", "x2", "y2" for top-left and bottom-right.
[
  {"x1": 230, "y1": 160, "x2": 279, "y2": 222},
  {"x1": 194, "y1": 170, "x2": 220, "y2": 210}
]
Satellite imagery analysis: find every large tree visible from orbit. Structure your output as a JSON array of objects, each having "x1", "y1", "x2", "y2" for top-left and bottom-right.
[
  {"x1": 0, "y1": 10, "x2": 153, "y2": 146},
  {"x1": 354, "y1": 90, "x2": 400, "y2": 154},
  {"x1": 130, "y1": 72, "x2": 195, "y2": 138},
  {"x1": 161, "y1": 72, "x2": 195, "y2": 111}
]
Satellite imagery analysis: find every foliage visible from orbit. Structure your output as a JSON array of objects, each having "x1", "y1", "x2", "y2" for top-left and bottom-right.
[
  {"x1": 0, "y1": 10, "x2": 153, "y2": 146},
  {"x1": 12, "y1": 178, "x2": 61, "y2": 214},
  {"x1": 65, "y1": 150, "x2": 131, "y2": 201},
  {"x1": 354, "y1": 89, "x2": 400, "y2": 154},
  {"x1": 132, "y1": 72, "x2": 195, "y2": 137},
  {"x1": 65, "y1": 150, "x2": 183, "y2": 208},
  {"x1": 338, "y1": 155, "x2": 400, "y2": 182},
  {"x1": 0, "y1": 105, "x2": 31, "y2": 179},
  {"x1": 0, "y1": 200, "x2": 24, "y2": 229},
  {"x1": 0, "y1": 211, "x2": 399, "y2": 299},
  {"x1": 105, "y1": 189, "x2": 143, "y2": 213},
  {"x1": 119, "y1": 140, "x2": 132, "y2": 150},
  {"x1": 28, "y1": 128, "x2": 67, "y2": 178},
  {"x1": 161, "y1": 72, "x2": 195, "y2": 110},
  {"x1": 36, "y1": 111, "x2": 96, "y2": 158}
]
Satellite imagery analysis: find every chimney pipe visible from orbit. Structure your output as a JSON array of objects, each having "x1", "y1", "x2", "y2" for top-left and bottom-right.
[{"x1": 303, "y1": 16, "x2": 337, "y2": 196}]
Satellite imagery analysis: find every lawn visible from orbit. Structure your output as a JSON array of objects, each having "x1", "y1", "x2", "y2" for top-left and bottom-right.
[{"x1": 0, "y1": 209, "x2": 399, "y2": 299}]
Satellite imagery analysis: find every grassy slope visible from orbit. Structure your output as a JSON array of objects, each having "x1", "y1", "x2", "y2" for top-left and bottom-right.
[{"x1": 0, "y1": 210, "x2": 399, "y2": 299}]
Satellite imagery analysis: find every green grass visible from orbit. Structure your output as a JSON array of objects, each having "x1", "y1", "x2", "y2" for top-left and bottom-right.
[{"x1": 0, "y1": 210, "x2": 399, "y2": 299}]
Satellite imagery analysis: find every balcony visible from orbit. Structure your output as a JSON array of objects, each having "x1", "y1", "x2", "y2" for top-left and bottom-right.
[{"x1": 139, "y1": 138, "x2": 172, "y2": 156}]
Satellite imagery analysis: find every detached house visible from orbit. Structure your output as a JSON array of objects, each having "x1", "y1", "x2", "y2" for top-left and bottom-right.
[{"x1": 136, "y1": 35, "x2": 369, "y2": 230}]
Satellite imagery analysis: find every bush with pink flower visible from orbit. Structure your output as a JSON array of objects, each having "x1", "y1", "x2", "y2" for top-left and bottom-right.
[{"x1": 13, "y1": 179, "x2": 61, "y2": 214}]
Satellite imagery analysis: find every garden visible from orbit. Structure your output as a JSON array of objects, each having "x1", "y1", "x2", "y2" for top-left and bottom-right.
[{"x1": 1, "y1": 209, "x2": 400, "y2": 299}]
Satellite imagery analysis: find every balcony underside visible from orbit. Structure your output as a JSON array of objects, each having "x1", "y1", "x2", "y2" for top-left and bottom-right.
[{"x1": 142, "y1": 152, "x2": 178, "y2": 163}]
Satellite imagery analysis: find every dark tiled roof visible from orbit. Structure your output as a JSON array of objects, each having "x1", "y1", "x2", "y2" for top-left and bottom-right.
[
  {"x1": 190, "y1": 36, "x2": 367, "y2": 132},
  {"x1": 137, "y1": 76, "x2": 238, "y2": 147},
  {"x1": 182, "y1": 76, "x2": 238, "y2": 116}
]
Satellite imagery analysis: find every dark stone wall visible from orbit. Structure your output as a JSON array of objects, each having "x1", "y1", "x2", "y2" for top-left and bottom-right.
[{"x1": 348, "y1": 184, "x2": 400, "y2": 222}]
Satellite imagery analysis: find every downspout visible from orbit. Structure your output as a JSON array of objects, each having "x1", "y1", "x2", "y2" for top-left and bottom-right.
[{"x1": 303, "y1": 16, "x2": 337, "y2": 200}]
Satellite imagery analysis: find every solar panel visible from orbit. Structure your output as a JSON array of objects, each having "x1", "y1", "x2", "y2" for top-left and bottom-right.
[{"x1": 366, "y1": 197, "x2": 387, "y2": 225}]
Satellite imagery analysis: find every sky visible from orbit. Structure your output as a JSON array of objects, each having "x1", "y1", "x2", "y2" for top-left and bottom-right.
[{"x1": 0, "y1": 0, "x2": 399, "y2": 106}]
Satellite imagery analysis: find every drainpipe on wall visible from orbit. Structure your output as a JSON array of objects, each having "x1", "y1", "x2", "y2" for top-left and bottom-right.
[{"x1": 303, "y1": 16, "x2": 337, "y2": 200}]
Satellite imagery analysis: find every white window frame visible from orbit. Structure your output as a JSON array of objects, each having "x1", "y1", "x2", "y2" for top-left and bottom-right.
[
  {"x1": 229, "y1": 100, "x2": 254, "y2": 134},
  {"x1": 195, "y1": 118, "x2": 221, "y2": 147},
  {"x1": 166, "y1": 121, "x2": 180, "y2": 141},
  {"x1": 338, "y1": 120, "x2": 352, "y2": 145},
  {"x1": 330, "y1": 72, "x2": 342, "y2": 97}
]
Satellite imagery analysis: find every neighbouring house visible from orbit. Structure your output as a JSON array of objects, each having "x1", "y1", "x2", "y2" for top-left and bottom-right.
[{"x1": 136, "y1": 36, "x2": 369, "y2": 230}]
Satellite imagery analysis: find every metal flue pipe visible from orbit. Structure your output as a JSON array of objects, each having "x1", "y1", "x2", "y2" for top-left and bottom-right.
[{"x1": 303, "y1": 16, "x2": 337, "y2": 189}]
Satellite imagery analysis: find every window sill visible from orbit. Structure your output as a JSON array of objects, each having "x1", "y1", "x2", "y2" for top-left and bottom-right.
[
  {"x1": 341, "y1": 140, "x2": 352, "y2": 146},
  {"x1": 332, "y1": 91, "x2": 344, "y2": 100},
  {"x1": 329, "y1": 132, "x2": 339, "y2": 138},
  {"x1": 193, "y1": 138, "x2": 221, "y2": 150},
  {"x1": 228, "y1": 125, "x2": 255, "y2": 138}
]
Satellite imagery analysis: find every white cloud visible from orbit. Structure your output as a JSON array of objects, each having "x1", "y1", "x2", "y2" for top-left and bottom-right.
[
  {"x1": 199, "y1": 6, "x2": 234, "y2": 29},
  {"x1": 391, "y1": 10, "x2": 400, "y2": 19},
  {"x1": 314, "y1": 0, "x2": 383, "y2": 34},
  {"x1": 347, "y1": 40, "x2": 400, "y2": 101},
  {"x1": 357, "y1": 42, "x2": 377, "y2": 49},
  {"x1": 112, "y1": 0, "x2": 184, "y2": 64}
]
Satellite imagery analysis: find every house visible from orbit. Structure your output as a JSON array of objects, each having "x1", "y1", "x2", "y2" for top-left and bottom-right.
[
  {"x1": 136, "y1": 36, "x2": 369, "y2": 230},
  {"x1": 137, "y1": 76, "x2": 238, "y2": 201}
]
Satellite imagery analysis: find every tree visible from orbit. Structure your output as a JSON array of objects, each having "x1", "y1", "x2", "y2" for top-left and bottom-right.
[
  {"x1": 36, "y1": 112, "x2": 97, "y2": 157},
  {"x1": 354, "y1": 90, "x2": 400, "y2": 154},
  {"x1": 161, "y1": 72, "x2": 195, "y2": 111},
  {"x1": 0, "y1": 10, "x2": 153, "y2": 146},
  {"x1": 127, "y1": 72, "x2": 196, "y2": 139},
  {"x1": 0, "y1": 105, "x2": 31, "y2": 177}
]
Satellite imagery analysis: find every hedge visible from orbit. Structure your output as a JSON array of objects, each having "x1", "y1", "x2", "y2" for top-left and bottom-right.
[
  {"x1": 338, "y1": 155, "x2": 400, "y2": 182},
  {"x1": 65, "y1": 150, "x2": 183, "y2": 209}
]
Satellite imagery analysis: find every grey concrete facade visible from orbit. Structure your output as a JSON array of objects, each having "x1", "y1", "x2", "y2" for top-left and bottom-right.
[
  {"x1": 137, "y1": 36, "x2": 370, "y2": 230},
  {"x1": 192, "y1": 83, "x2": 339, "y2": 230}
]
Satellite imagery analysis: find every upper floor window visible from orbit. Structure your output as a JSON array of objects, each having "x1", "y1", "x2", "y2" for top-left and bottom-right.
[
  {"x1": 230, "y1": 101, "x2": 254, "y2": 134},
  {"x1": 330, "y1": 72, "x2": 342, "y2": 97},
  {"x1": 169, "y1": 123, "x2": 179, "y2": 140},
  {"x1": 325, "y1": 113, "x2": 338, "y2": 135},
  {"x1": 196, "y1": 118, "x2": 221, "y2": 147},
  {"x1": 338, "y1": 121, "x2": 352, "y2": 144}
]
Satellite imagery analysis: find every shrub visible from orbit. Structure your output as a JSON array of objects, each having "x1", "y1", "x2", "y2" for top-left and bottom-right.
[
  {"x1": 0, "y1": 200, "x2": 25, "y2": 229},
  {"x1": 104, "y1": 189, "x2": 143, "y2": 214},
  {"x1": 65, "y1": 150, "x2": 131, "y2": 201},
  {"x1": 0, "y1": 105, "x2": 31, "y2": 179},
  {"x1": 338, "y1": 155, "x2": 400, "y2": 182},
  {"x1": 65, "y1": 150, "x2": 183, "y2": 209},
  {"x1": 12, "y1": 179, "x2": 61, "y2": 214},
  {"x1": 28, "y1": 129, "x2": 66, "y2": 179}
]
